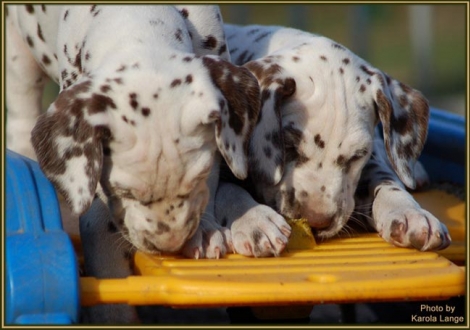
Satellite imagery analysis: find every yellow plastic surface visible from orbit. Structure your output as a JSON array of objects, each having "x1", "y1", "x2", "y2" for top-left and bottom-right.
[{"x1": 79, "y1": 189, "x2": 466, "y2": 307}]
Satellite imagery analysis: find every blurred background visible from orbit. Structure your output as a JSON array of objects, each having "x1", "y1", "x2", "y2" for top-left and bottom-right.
[{"x1": 219, "y1": 4, "x2": 466, "y2": 116}]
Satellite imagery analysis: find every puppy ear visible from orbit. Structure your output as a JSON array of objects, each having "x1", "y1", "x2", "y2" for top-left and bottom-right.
[
  {"x1": 31, "y1": 80, "x2": 111, "y2": 215},
  {"x1": 243, "y1": 59, "x2": 296, "y2": 185},
  {"x1": 373, "y1": 73, "x2": 429, "y2": 189},
  {"x1": 202, "y1": 56, "x2": 260, "y2": 179}
]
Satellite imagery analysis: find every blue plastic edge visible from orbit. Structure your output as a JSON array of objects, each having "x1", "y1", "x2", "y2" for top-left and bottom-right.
[
  {"x1": 420, "y1": 108, "x2": 466, "y2": 185},
  {"x1": 6, "y1": 150, "x2": 80, "y2": 325}
]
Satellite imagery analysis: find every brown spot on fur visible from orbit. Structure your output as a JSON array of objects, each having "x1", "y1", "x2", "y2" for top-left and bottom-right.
[
  {"x1": 263, "y1": 146, "x2": 272, "y2": 158},
  {"x1": 26, "y1": 35, "x2": 34, "y2": 47},
  {"x1": 129, "y1": 94, "x2": 138, "y2": 109},
  {"x1": 175, "y1": 29, "x2": 184, "y2": 42},
  {"x1": 185, "y1": 75, "x2": 193, "y2": 84},
  {"x1": 332, "y1": 43, "x2": 345, "y2": 50},
  {"x1": 25, "y1": 4, "x2": 34, "y2": 13},
  {"x1": 170, "y1": 79, "x2": 182, "y2": 88},
  {"x1": 391, "y1": 113, "x2": 413, "y2": 135},
  {"x1": 399, "y1": 95, "x2": 409, "y2": 108},
  {"x1": 320, "y1": 55, "x2": 327, "y2": 61},
  {"x1": 141, "y1": 107, "x2": 151, "y2": 117},
  {"x1": 360, "y1": 65, "x2": 375, "y2": 76},
  {"x1": 202, "y1": 35, "x2": 217, "y2": 49},
  {"x1": 157, "y1": 222, "x2": 170, "y2": 234},
  {"x1": 342, "y1": 58, "x2": 350, "y2": 65},
  {"x1": 284, "y1": 126, "x2": 308, "y2": 165},
  {"x1": 179, "y1": 8, "x2": 189, "y2": 18},
  {"x1": 63, "y1": 10, "x2": 69, "y2": 20},
  {"x1": 89, "y1": 94, "x2": 116, "y2": 114},
  {"x1": 90, "y1": 6, "x2": 100, "y2": 16},
  {"x1": 218, "y1": 44, "x2": 227, "y2": 55},
  {"x1": 100, "y1": 85, "x2": 111, "y2": 93},
  {"x1": 359, "y1": 84, "x2": 366, "y2": 93},
  {"x1": 314, "y1": 134, "x2": 325, "y2": 148},
  {"x1": 390, "y1": 219, "x2": 406, "y2": 243},
  {"x1": 42, "y1": 54, "x2": 51, "y2": 65},
  {"x1": 37, "y1": 24, "x2": 45, "y2": 42},
  {"x1": 336, "y1": 155, "x2": 347, "y2": 168}
]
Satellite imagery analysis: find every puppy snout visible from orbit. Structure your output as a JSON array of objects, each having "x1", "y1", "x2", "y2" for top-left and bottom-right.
[
  {"x1": 298, "y1": 199, "x2": 336, "y2": 229},
  {"x1": 143, "y1": 230, "x2": 189, "y2": 253},
  {"x1": 304, "y1": 211, "x2": 335, "y2": 229}
]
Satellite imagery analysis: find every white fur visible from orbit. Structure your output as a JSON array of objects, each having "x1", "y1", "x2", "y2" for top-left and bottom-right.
[
  {"x1": 218, "y1": 23, "x2": 450, "y2": 256},
  {"x1": 6, "y1": 5, "x2": 256, "y2": 323}
]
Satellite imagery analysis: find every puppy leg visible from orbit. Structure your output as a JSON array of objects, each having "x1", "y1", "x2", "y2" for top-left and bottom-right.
[
  {"x1": 6, "y1": 16, "x2": 49, "y2": 159},
  {"x1": 79, "y1": 190, "x2": 139, "y2": 324},
  {"x1": 359, "y1": 138, "x2": 451, "y2": 251},
  {"x1": 215, "y1": 182, "x2": 291, "y2": 257},
  {"x1": 182, "y1": 157, "x2": 233, "y2": 259}
]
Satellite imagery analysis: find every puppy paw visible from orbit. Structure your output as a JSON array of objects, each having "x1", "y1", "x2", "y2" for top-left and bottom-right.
[
  {"x1": 181, "y1": 224, "x2": 232, "y2": 259},
  {"x1": 378, "y1": 207, "x2": 451, "y2": 251},
  {"x1": 231, "y1": 204, "x2": 291, "y2": 257}
]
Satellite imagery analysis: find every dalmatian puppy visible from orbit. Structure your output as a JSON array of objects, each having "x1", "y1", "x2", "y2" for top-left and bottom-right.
[
  {"x1": 215, "y1": 24, "x2": 451, "y2": 257},
  {"x1": 6, "y1": 5, "x2": 261, "y2": 322}
]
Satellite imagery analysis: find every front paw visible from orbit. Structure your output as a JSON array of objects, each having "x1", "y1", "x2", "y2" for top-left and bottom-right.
[
  {"x1": 231, "y1": 204, "x2": 291, "y2": 257},
  {"x1": 181, "y1": 224, "x2": 232, "y2": 259},
  {"x1": 378, "y1": 207, "x2": 451, "y2": 251}
]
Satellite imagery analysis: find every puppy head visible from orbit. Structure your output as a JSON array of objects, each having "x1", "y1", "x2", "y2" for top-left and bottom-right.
[
  {"x1": 31, "y1": 55, "x2": 259, "y2": 253},
  {"x1": 244, "y1": 36, "x2": 429, "y2": 238}
]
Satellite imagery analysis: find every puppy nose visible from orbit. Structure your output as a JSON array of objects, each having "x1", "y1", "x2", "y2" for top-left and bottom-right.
[
  {"x1": 305, "y1": 213, "x2": 335, "y2": 229},
  {"x1": 308, "y1": 216, "x2": 334, "y2": 229}
]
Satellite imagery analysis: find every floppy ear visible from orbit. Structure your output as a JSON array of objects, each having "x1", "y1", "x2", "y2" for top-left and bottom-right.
[
  {"x1": 373, "y1": 73, "x2": 429, "y2": 189},
  {"x1": 243, "y1": 59, "x2": 296, "y2": 185},
  {"x1": 31, "y1": 79, "x2": 111, "y2": 215},
  {"x1": 202, "y1": 56, "x2": 260, "y2": 179}
]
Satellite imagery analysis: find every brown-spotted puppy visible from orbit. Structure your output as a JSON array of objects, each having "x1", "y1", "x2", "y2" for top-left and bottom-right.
[
  {"x1": 214, "y1": 24, "x2": 450, "y2": 257},
  {"x1": 6, "y1": 5, "x2": 260, "y2": 322}
]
